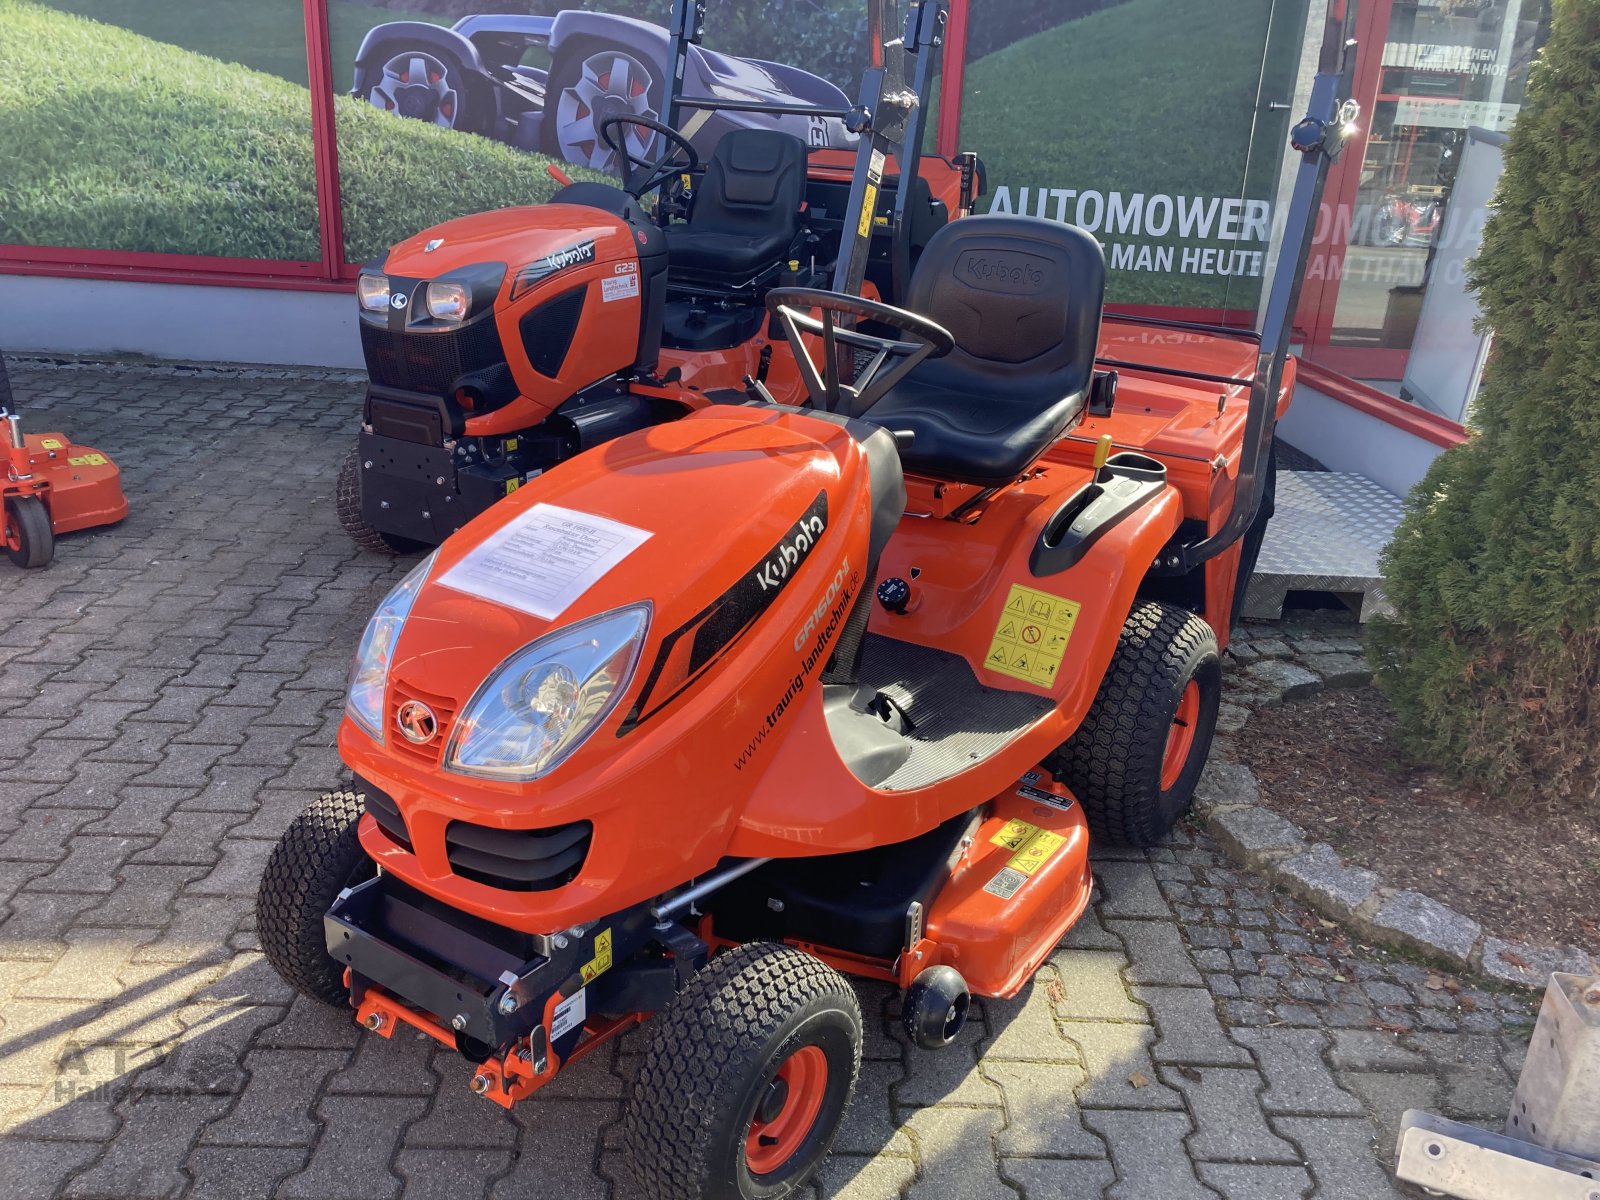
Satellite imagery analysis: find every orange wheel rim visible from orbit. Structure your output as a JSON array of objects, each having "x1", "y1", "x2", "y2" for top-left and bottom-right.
[
  {"x1": 1160, "y1": 680, "x2": 1200, "y2": 792},
  {"x1": 745, "y1": 1044, "x2": 829, "y2": 1176}
]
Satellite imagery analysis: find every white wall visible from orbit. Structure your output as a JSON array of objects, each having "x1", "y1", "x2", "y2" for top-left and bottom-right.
[
  {"x1": 1278, "y1": 379, "x2": 1448, "y2": 497},
  {"x1": 0, "y1": 274, "x2": 362, "y2": 369}
]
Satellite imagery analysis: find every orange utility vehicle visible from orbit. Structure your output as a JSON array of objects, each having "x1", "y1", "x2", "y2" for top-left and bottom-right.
[
  {"x1": 258, "y1": 8, "x2": 1359, "y2": 1197},
  {"x1": 341, "y1": 0, "x2": 974, "y2": 554},
  {"x1": 1, "y1": 355, "x2": 127, "y2": 569}
]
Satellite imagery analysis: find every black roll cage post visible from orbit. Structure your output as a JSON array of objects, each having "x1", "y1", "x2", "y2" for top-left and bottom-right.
[
  {"x1": 662, "y1": 0, "x2": 947, "y2": 301},
  {"x1": 1152, "y1": 2, "x2": 1361, "y2": 577}
]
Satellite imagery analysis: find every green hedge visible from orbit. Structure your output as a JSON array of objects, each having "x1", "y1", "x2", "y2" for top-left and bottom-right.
[{"x1": 1368, "y1": 0, "x2": 1600, "y2": 811}]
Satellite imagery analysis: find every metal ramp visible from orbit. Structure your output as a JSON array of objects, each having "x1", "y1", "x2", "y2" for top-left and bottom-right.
[{"x1": 1243, "y1": 471, "x2": 1406, "y2": 622}]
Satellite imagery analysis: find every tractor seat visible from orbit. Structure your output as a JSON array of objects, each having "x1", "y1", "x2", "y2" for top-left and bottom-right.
[
  {"x1": 870, "y1": 215, "x2": 1107, "y2": 487},
  {"x1": 665, "y1": 129, "x2": 807, "y2": 283}
]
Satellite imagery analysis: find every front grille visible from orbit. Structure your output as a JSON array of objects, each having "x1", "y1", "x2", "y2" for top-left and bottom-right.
[
  {"x1": 360, "y1": 783, "x2": 411, "y2": 850},
  {"x1": 445, "y1": 820, "x2": 592, "y2": 892},
  {"x1": 386, "y1": 681, "x2": 459, "y2": 767},
  {"x1": 519, "y1": 288, "x2": 585, "y2": 378},
  {"x1": 360, "y1": 314, "x2": 506, "y2": 396}
]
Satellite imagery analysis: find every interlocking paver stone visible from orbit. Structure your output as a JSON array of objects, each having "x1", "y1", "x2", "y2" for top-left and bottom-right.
[{"x1": 0, "y1": 359, "x2": 1539, "y2": 1200}]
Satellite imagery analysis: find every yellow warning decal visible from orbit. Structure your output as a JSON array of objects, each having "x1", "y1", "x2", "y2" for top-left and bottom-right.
[
  {"x1": 984, "y1": 584, "x2": 1081, "y2": 689},
  {"x1": 68, "y1": 453, "x2": 107, "y2": 467},
  {"x1": 505, "y1": 478, "x2": 520, "y2": 496},
  {"x1": 40, "y1": 438, "x2": 64, "y2": 450},
  {"x1": 1007, "y1": 829, "x2": 1066, "y2": 877},
  {"x1": 579, "y1": 928, "x2": 613, "y2": 985},
  {"x1": 857, "y1": 183, "x2": 878, "y2": 239},
  {"x1": 990, "y1": 818, "x2": 1037, "y2": 851}
]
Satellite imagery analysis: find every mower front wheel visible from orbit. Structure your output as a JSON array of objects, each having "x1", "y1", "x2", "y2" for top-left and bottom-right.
[
  {"x1": 4, "y1": 495, "x2": 53, "y2": 569},
  {"x1": 336, "y1": 445, "x2": 429, "y2": 556},
  {"x1": 624, "y1": 943, "x2": 861, "y2": 1199},
  {"x1": 1049, "y1": 600, "x2": 1221, "y2": 847},
  {"x1": 256, "y1": 789, "x2": 374, "y2": 1007}
]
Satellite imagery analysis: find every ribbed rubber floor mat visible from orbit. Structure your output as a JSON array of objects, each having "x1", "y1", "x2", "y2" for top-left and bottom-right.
[{"x1": 853, "y1": 634, "x2": 1055, "y2": 791}]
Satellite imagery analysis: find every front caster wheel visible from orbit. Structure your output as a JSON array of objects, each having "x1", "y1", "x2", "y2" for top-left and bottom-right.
[
  {"x1": 5, "y1": 495, "x2": 54, "y2": 568},
  {"x1": 903, "y1": 965, "x2": 971, "y2": 1049},
  {"x1": 624, "y1": 943, "x2": 861, "y2": 1199},
  {"x1": 256, "y1": 789, "x2": 374, "y2": 1007},
  {"x1": 1049, "y1": 600, "x2": 1221, "y2": 847}
]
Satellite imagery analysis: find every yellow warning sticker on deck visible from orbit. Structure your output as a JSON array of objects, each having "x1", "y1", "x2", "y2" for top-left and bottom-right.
[
  {"x1": 990, "y1": 818, "x2": 1037, "y2": 851},
  {"x1": 984, "y1": 584, "x2": 1080, "y2": 689},
  {"x1": 1007, "y1": 829, "x2": 1066, "y2": 876},
  {"x1": 579, "y1": 928, "x2": 613, "y2": 985}
]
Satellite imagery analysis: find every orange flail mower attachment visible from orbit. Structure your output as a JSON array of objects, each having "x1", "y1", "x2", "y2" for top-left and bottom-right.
[{"x1": 15, "y1": 431, "x2": 129, "y2": 534}]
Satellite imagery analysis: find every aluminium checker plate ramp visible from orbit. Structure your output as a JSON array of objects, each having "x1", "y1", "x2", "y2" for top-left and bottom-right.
[
  {"x1": 1242, "y1": 470, "x2": 1405, "y2": 622},
  {"x1": 1394, "y1": 1110, "x2": 1600, "y2": 1200}
]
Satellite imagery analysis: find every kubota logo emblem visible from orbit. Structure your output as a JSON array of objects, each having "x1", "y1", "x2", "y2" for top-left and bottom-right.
[
  {"x1": 390, "y1": 292, "x2": 408, "y2": 310},
  {"x1": 396, "y1": 700, "x2": 437, "y2": 744}
]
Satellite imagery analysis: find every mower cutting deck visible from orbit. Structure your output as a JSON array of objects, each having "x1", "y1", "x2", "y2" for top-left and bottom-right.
[{"x1": 256, "y1": 5, "x2": 1362, "y2": 1197}]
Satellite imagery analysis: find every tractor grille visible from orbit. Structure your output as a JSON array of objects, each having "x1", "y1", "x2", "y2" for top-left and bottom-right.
[
  {"x1": 518, "y1": 288, "x2": 585, "y2": 378},
  {"x1": 360, "y1": 783, "x2": 412, "y2": 851},
  {"x1": 445, "y1": 819, "x2": 592, "y2": 892},
  {"x1": 359, "y1": 314, "x2": 507, "y2": 397},
  {"x1": 386, "y1": 681, "x2": 459, "y2": 768}
]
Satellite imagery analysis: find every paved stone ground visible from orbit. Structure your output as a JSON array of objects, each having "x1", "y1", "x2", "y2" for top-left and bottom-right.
[{"x1": 0, "y1": 359, "x2": 1535, "y2": 1199}]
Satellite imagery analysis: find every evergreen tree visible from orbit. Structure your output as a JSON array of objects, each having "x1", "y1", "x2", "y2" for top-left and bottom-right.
[{"x1": 1368, "y1": 0, "x2": 1600, "y2": 809}]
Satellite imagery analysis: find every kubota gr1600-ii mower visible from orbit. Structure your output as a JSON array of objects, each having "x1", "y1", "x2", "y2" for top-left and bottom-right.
[
  {"x1": 342, "y1": 0, "x2": 976, "y2": 555},
  {"x1": 257, "y1": 10, "x2": 1359, "y2": 1197},
  {"x1": 1, "y1": 354, "x2": 127, "y2": 570}
]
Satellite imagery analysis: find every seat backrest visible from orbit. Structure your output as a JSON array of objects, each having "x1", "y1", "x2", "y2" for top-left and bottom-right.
[
  {"x1": 903, "y1": 215, "x2": 1106, "y2": 402},
  {"x1": 689, "y1": 129, "x2": 808, "y2": 239}
]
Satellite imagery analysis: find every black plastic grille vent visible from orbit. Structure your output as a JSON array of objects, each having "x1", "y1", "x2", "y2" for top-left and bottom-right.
[
  {"x1": 445, "y1": 819, "x2": 592, "y2": 892},
  {"x1": 518, "y1": 289, "x2": 586, "y2": 378},
  {"x1": 360, "y1": 313, "x2": 505, "y2": 396},
  {"x1": 361, "y1": 784, "x2": 411, "y2": 850}
]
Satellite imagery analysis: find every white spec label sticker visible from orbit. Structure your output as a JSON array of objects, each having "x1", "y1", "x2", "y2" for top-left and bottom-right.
[
  {"x1": 1016, "y1": 783, "x2": 1075, "y2": 811},
  {"x1": 551, "y1": 988, "x2": 587, "y2": 1040},
  {"x1": 983, "y1": 867, "x2": 1028, "y2": 900}
]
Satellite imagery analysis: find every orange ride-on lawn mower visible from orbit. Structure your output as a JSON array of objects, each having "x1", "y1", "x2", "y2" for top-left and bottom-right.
[
  {"x1": 0, "y1": 353, "x2": 127, "y2": 569},
  {"x1": 257, "y1": 11, "x2": 1358, "y2": 1197},
  {"x1": 340, "y1": 0, "x2": 976, "y2": 555}
]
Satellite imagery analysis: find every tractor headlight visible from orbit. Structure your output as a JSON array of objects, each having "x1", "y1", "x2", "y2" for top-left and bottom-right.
[
  {"x1": 357, "y1": 272, "x2": 392, "y2": 313},
  {"x1": 346, "y1": 551, "x2": 438, "y2": 741},
  {"x1": 445, "y1": 604, "x2": 650, "y2": 781},
  {"x1": 426, "y1": 281, "x2": 471, "y2": 321}
]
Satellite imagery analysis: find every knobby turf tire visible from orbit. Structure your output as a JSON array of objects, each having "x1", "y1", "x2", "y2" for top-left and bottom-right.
[
  {"x1": 256, "y1": 790, "x2": 373, "y2": 1008},
  {"x1": 624, "y1": 943, "x2": 862, "y2": 1200},
  {"x1": 1050, "y1": 600, "x2": 1221, "y2": 848},
  {"x1": 336, "y1": 444, "x2": 427, "y2": 556},
  {"x1": 5, "y1": 495, "x2": 54, "y2": 569}
]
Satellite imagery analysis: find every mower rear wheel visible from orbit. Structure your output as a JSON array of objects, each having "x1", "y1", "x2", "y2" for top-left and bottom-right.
[
  {"x1": 1049, "y1": 600, "x2": 1221, "y2": 847},
  {"x1": 336, "y1": 445, "x2": 429, "y2": 556},
  {"x1": 4, "y1": 495, "x2": 53, "y2": 569},
  {"x1": 256, "y1": 789, "x2": 374, "y2": 1007},
  {"x1": 624, "y1": 943, "x2": 861, "y2": 1199}
]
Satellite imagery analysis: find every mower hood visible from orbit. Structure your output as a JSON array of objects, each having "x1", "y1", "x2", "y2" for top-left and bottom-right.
[
  {"x1": 378, "y1": 203, "x2": 637, "y2": 284},
  {"x1": 379, "y1": 408, "x2": 866, "y2": 768}
]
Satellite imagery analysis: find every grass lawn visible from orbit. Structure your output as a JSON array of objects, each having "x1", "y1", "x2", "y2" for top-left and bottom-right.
[
  {"x1": 0, "y1": 1, "x2": 586, "y2": 261},
  {"x1": 962, "y1": 0, "x2": 1294, "y2": 308},
  {"x1": 33, "y1": 0, "x2": 448, "y2": 87}
]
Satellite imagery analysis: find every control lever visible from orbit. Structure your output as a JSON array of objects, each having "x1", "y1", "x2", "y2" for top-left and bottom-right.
[{"x1": 742, "y1": 374, "x2": 776, "y2": 405}]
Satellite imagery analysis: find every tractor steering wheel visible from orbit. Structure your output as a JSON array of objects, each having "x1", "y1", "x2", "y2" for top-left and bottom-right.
[
  {"x1": 599, "y1": 115, "x2": 699, "y2": 199},
  {"x1": 765, "y1": 288, "x2": 954, "y2": 417}
]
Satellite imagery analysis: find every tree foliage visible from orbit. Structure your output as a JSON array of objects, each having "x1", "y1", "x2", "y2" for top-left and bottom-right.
[{"x1": 1367, "y1": 0, "x2": 1600, "y2": 810}]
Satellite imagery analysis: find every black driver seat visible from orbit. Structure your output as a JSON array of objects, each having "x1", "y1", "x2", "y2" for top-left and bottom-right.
[
  {"x1": 870, "y1": 215, "x2": 1106, "y2": 486},
  {"x1": 664, "y1": 129, "x2": 808, "y2": 283}
]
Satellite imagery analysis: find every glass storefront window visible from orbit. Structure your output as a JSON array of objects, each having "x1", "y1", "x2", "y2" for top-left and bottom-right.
[{"x1": 1302, "y1": 0, "x2": 1550, "y2": 380}]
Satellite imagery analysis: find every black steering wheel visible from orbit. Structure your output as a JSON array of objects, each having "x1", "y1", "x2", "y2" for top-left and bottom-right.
[
  {"x1": 599, "y1": 115, "x2": 699, "y2": 199},
  {"x1": 765, "y1": 287, "x2": 954, "y2": 417}
]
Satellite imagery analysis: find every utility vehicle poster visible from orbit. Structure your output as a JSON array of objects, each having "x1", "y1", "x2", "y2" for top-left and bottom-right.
[{"x1": 1, "y1": 0, "x2": 1302, "y2": 312}]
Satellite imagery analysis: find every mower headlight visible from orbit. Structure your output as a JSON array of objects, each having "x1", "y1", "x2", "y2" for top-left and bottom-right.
[
  {"x1": 346, "y1": 551, "x2": 438, "y2": 741},
  {"x1": 445, "y1": 604, "x2": 650, "y2": 781},
  {"x1": 357, "y1": 272, "x2": 392, "y2": 313},
  {"x1": 426, "y1": 281, "x2": 471, "y2": 321}
]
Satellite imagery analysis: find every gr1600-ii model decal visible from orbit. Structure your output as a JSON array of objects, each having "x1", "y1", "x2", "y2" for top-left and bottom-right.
[{"x1": 353, "y1": 10, "x2": 857, "y2": 174}]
